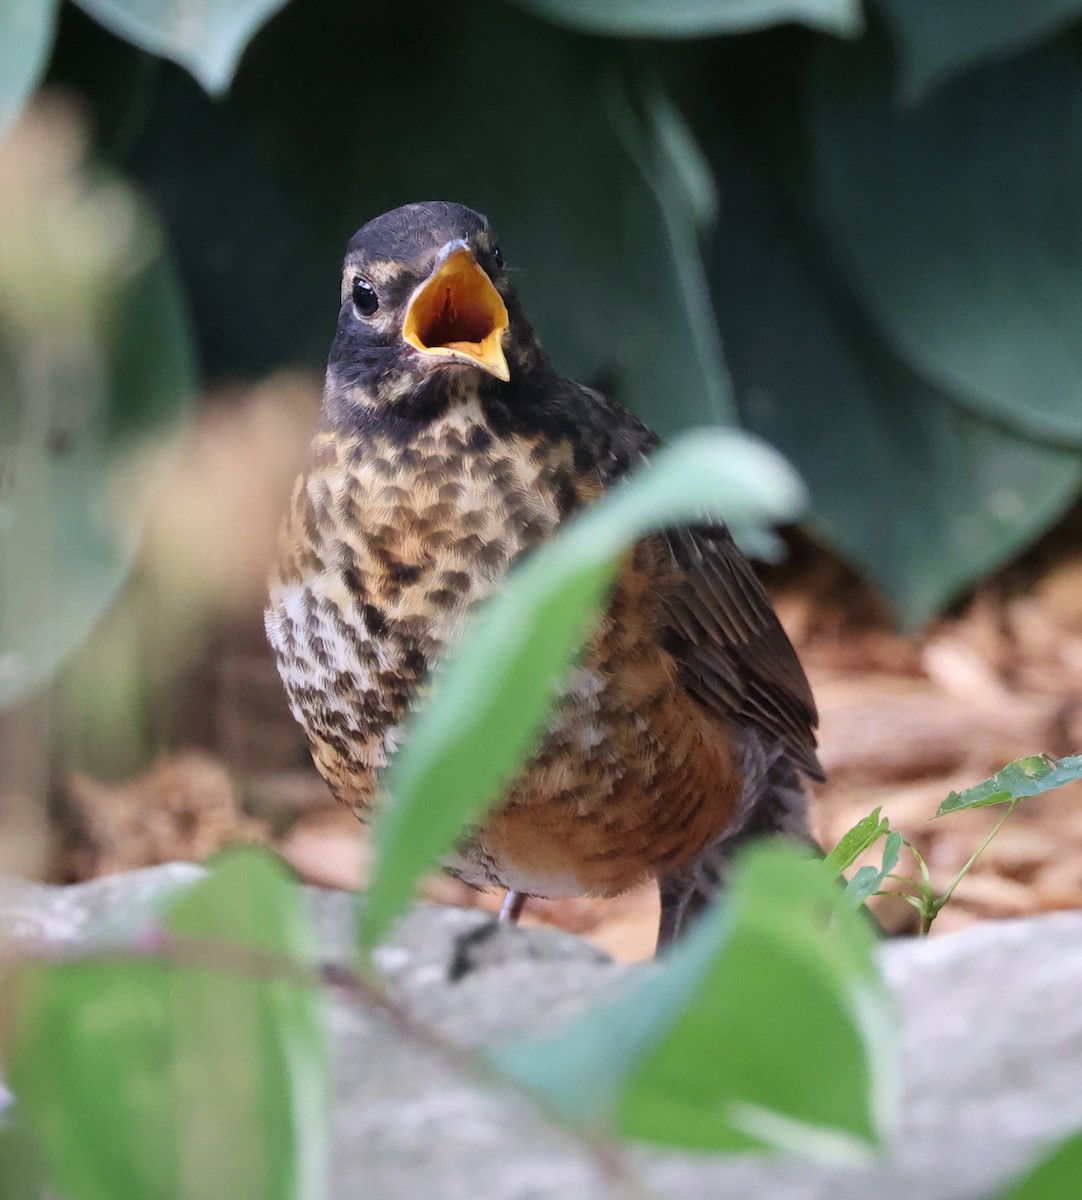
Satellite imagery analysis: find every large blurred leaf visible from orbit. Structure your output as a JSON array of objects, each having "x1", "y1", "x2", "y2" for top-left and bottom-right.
[
  {"x1": 6, "y1": 848, "x2": 328, "y2": 1200},
  {"x1": 495, "y1": 844, "x2": 897, "y2": 1157},
  {"x1": 875, "y1": 0, "x2": 1082, "y2": 101},
  {"x1": 49, "y1": 0, "x2": 732, "y2": 437},
  {"x1": 808, "y1": 38, "x2": 1082, "y2": 446},
  {"x1": 700, "y1": 88, "x2": 1082, "y2": 625},
  {"x1": 505, "y1": 0, "x2": 861, "y2": 37},
  {"x1": 359, "y1": 431, "x2": 804, "y2": 952},
  {"x1": 0, "y1": 108, "x2": 195, "y2": 707},
  {"x1": 999, "y1": 1127, "x2": 1082, "y2": 1199},
  {"x1": 0, "y1": 0, "x2": 59, "y2": 140},
  {"x1": 72, "y1": 0, "x2": 290, "y2": 94}
]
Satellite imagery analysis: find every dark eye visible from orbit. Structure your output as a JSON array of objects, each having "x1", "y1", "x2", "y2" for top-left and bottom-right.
[
  {"x1": 491, "y1": 245, "x2": 504, "y2": 268},
  {"x1": 351, "y1": 277, "x2": 379, "y2": 317}
]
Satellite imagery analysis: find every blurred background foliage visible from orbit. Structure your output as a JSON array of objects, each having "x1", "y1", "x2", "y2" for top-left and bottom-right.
[{"x1": 6, "y1": 0, "x2": 1082, "y2": 636}]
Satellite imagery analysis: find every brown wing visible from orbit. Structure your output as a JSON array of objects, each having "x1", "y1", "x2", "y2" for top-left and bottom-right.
[
  {"x1": 562, "y1": 382, "x2": 822, "y2": 782},
  {"x1": 663, "y1": 525, "x2": 823, "y2": 780}
]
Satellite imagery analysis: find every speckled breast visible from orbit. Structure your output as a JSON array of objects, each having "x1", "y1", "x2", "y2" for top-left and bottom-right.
[
  {"x1": 266, "y1": 398, "x2": 741, "y2": 898},
  {"x1": 267, "y1": 397, "x2": 578, "y2": 804}
]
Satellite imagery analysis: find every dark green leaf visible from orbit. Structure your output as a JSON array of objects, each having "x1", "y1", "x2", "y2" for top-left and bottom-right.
[
  {"x1": 937, "y1": 753, "x2": 1082, "y2": 815},
  {"x1": 808, "y1": 38, "x2": 1082, "y2": 446},
  {"x1": 999, "y1": 1126, "x2": 1082, "y2": 1199},
  {"x1": 358, "y1": 431, "x2": 805, "y2": 952},
  {"x1": 72, "y1": 0, "x2": 290, "y2": 93},
  {"x1": 6, "y1": 848, "x2": 328, "y2": 1200},
  {"x1": 844, "y1": 829, "x2": 901, "y2": 907},
  {"x1": 0, "y1": 0, "x2": 59, "y2": 139},
  {"x1": 702, "y1": 71, "x2": 1082, "y2": 625},
  {"x1": 494, "y1": 844, "x2": 897, "y2": 1157},
  {"x1": 875, "y1": 0, "x2": 1082, "y2": 101},
  {"x1": 825, "y1": 807, "x2": 888, "y2": 876},
  {"x1": 53, "y1": 0, "x2": 730, "y2": 437},
  {"x1": 0, "y1": 119, "x2": 196, "y2": 707},
  {"x1": 504, "y1": 0, "x2": 861, "y2": 38}
]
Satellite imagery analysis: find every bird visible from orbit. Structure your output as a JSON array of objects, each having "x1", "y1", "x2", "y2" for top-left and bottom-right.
[{"x1": 265, "y1": 201, "x2": 823, "y2": 950}]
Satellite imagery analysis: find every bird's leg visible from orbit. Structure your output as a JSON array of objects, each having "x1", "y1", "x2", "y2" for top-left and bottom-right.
[{"x1": 498, "y1": 889, "x2": 526, "y2": 924}]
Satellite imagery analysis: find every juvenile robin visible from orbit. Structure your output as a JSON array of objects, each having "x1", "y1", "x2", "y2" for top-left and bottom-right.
[{"x1": 266, "y1": 201, "x2": 823, "y2": 949}]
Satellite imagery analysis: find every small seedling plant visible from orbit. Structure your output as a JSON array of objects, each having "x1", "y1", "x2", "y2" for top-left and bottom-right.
[{"x1": 827, "y1": 753, "x2": 1082, "y2": 934}]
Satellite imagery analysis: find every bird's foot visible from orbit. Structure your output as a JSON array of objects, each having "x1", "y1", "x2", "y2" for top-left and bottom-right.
[{"x1": 498, "y1": 889, "x2": 526, "y2": 924}]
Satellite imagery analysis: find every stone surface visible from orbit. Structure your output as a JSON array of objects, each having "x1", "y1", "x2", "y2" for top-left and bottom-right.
[{"x1": 3, "y1": 864, "x2": 1082, "y2": 1198}]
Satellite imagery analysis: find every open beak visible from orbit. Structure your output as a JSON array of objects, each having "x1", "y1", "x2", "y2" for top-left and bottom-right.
[{"x1": 402, "y1": 241, "x2": 510, "y2": 381}]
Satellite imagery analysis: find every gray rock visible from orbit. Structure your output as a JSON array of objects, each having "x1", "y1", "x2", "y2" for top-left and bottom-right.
[{"x1": 2, "y1": 864, "x2": 1081, "y2": 1199}]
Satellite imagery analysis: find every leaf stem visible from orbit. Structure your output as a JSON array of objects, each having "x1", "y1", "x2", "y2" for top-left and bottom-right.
[{"x1": 930, "y1": 800, "x2": 1019, "y2": 923}]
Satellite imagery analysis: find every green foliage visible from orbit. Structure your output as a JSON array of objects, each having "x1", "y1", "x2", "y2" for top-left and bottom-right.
[
  {"x1": 72, "y1": 0, "x2": 292, "y2": 94},
  {"x1": 360, "y1": 430, "x2": 804, "y2": 951},
  {"x1": 0, "y1": 0, "x2": 58, "y2": 138},
  {"x1": 824, "y1": 807, "x2": 890, "y2": 876},
  {"x1": 494, "y1": 843, "x2": 896, "y2": 1158},
  {"x1": 505, "y1": 0, "x2": 862, "y2": 37},
  {"x1": 809, "y1": 39, "x2": 1082, "y2": 446},
  {"x1": 937, "y1": 753, "x2": 1082, "y2": 814},
  {"x1": 0, "y1": 0, "x2": 1071, "y2": 633},
  {"x1": 999, "y1": 1126, "x2": 1082, "y2": 1199},
  {"x1": 876, "y1": 0, "x2": 1082, "y2": 101},
  {"x1": 6, "y1": 849, "x2": 329, "y2": 1200},
  {"x1": 830, "y1": 753, "x2": 1082, "y2": 932},
  {"x1": 0, "y1": 118, "x2": 195, "y2": 708}
]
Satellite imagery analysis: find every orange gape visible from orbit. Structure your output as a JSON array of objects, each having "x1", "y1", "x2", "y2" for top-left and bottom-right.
[{"x1": 266, "y1": 201, "x2": 822, "y2": 950}]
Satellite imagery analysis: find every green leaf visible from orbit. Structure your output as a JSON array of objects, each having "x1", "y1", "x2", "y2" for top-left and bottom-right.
[
  {"x1": 493, "y1": 843, "x2": 898, "y2": 1158},
  {"x1": 0, "y1": 119, "x2": 196, "y2": 707},
  {"x1": 876, "y1": 0, "x2": 1082, "y2": 102},
  {"x1": 72, "y1": 0, "x2": 290, "y2": 94},
  {"x1": 999, "y1": 1126, "x2": 1082, "y2": 1199},
  {"x1": 0, "y1": 1116, "x2": 48, "y2": 1200},
  {"x1": 0, "y1": 0, "x2": 59, "y2": 140},
  {"x1": 54, "y1": 0, "x2": 731, "y2": 437},
  {"x1": 504, "y1": 0, "x2": 861, "y2": 38},
  {"x1": 824, "y1": 807, "x2": 888, "y2": 876},
  {"x1": 6, "y1": 848, "x2": 328, "y2": 1200},
  {"x1": 808, "y1": 37, "x2": 1082, "y2": 446},
  {"x1": 358, "y1": 430, "x2": 805, "y2": 952},
  {"x1": 937, "y1": 753, "x2": 1082, "y2": 815},
  {"x1": 702, "y1": 68, "x2": 1082, "y2": 625},
  {"x1": 843, "y1": 829, "x2": 901, "y2": 907}
]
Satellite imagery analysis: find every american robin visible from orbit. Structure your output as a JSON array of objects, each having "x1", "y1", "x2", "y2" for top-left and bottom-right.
[{"x1": 265, "y1": 201, "x2": 822, "y2": 949}]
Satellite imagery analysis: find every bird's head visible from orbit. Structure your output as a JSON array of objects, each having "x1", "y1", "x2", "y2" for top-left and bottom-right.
[{"x1": 326, "y1": 201, "x2": 541, "y2": 420}]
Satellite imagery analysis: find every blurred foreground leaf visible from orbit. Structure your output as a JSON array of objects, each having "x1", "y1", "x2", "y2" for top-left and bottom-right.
[
  {"x1": 6, "y1": 848, "x2": 328, "y2": 1200},
  {"x1": 876, "y1": 0, "x2": 1082, "y2": 101},
  {"x1": 358, "y1": 430, "x2": 804, "y2": 952},
  {"x1": 0, "y1": 1118, "x2": 48, "y2": 1200},
  {"x1": 505, "y1": 0, "x2": 861, "y2": 37},
  {"x1": 0, "y1": 0, "x2": 58, "y2": 140},
  {"x1": 0, "y1": 104, "x2": 195, "y2": 708},
  {"x1": 999, "y1": 1127, "x2": 1082, "y2": 1199},
  {"x1": 937, "y1": 753, "x2": 1082, "y2": 815},
  {"x1": 72, "y1": 0, "x2": 290, "y2": 94},
  {"x1": 494, "y1": 844, "x2": 897, "y2": 1157}
]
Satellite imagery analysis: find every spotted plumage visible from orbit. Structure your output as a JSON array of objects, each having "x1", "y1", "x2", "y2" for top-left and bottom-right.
[{"x1": 266, "y1": 201, "x2": 822, "y2": 948}]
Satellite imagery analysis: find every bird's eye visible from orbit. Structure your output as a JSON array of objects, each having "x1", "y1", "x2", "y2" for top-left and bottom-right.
[
  {"x1": 351, "y1": 278, "x2": 379, "y2": 317},
  {"x1": 491, "y1": 245, "x2": 504, "y2": 268}
]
